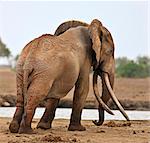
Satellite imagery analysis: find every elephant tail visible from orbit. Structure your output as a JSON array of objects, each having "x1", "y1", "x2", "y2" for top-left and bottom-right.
[{"x1": 23, "y1": 65, "x2": 34, "y2": 105}]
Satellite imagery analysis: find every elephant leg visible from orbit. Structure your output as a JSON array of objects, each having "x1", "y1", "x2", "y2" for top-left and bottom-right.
[
  {"x1": 9, "y1": 107, "x2": 24, "y2": 133},
  {"x1": 37, "y1": 98, "x2": 59, "y2": 129},
  {"x1": 18, "y1": 79, "x2": 52, "y2": 134},
  {"x1": 9, "y1": 68, "x2": 24, "y2": 133},
  {"x1": 68, "y1": 71, "x2": 89, "y2": 131}
]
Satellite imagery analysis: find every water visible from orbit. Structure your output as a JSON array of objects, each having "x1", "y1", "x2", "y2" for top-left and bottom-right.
[{"x1": 0, "y1": 107, "x2": 149, "y2": 120}]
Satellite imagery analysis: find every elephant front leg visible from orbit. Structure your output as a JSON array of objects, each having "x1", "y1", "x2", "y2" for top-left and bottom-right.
[
  {"x1": 68, "y1": 73, "x2": 89, "y2": 131},
  {"x1": 37, "y1": 98, "x2": 59, "y2": 129}
]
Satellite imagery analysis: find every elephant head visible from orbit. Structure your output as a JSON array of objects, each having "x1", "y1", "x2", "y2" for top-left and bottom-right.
[
  {"x1": 54, "y1": 19, "x2": 129, "y2": 125},
  {"x1": 89, "y1": 19, "x2": 129, "y2": 125}
]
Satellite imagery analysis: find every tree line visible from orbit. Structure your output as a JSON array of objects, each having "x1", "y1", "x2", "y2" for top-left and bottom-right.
[
  {"x1": 0, "y1": 38, "x2": 149, "y2": 78},
  {"x1": 116, "y1": 56, "x2": 150, "y2": 78},
  {"x1": 0, "y1": 38, "x2": 11, "y2": 58}
]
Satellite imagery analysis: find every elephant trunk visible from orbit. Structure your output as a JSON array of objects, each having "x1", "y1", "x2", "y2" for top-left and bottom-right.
[
  {"x1": 92, "y1": 71, "x2": 113, "y2": 126},
  {"x1": 93, "y1": 71, "x2": 114, "y2": 115},
  {"x1": 96, "y1": 70, "x2": 115, "y2": 125}
]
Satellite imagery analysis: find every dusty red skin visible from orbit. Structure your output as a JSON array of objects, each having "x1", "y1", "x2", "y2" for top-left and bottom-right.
[{"x1": 9, "y1": 19, "x2": 119, "y2": 134}]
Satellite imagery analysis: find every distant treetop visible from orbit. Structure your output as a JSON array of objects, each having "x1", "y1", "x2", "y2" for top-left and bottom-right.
[{"x1": 0, "y1": 38, "x2": 11, "y2": 58}]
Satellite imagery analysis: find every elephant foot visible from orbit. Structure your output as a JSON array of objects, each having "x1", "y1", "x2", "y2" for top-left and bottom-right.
[
  {"x1": 9, "y1": 120, "x2": 20, "y2": 133},
  {"x1": 18, "y1": 126, "x2": 34, "y2": 134},
  {"x1": 18, "y1": 121, "x2": 34, "y2": 134},
  {"x1": 68, "y1": 124, "x2": 86, "y2": 131},
  {"x1": 37, "y1": 121, "x2": 51, "y2": 130}
]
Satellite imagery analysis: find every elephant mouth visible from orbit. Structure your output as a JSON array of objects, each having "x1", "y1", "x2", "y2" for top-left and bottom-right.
[{"x1": 92, "y1": 70, "x2": 130, "y2": 126}]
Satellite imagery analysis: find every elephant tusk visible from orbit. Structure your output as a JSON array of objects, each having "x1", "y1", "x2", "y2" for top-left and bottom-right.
[
  {"x1": 93, "y1": 71, "x2": 114, "y2": 115},
  {"x1": 103, "y1": 73, "x2": 130, "y2": 121}
]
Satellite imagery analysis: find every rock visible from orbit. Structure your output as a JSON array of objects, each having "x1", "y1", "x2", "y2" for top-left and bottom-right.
[
  {"x1": 41, "y1": 134, "x2": 63, "y2": 142},
  {"x1": 105, "y1": 121, "x2": 117, "y2": 127},
  {"x1": 97, "y1": 130, "x2": 105, "y2": 133},
  {"x1": 3, "y1": 101, "x2": 10, "y2": 107},
  {"x1": 104, "y1": 121, "x2": 131, "y2": 127},
  {"x1": 0, "y1": 98, "x2": 10, "y2": 107},
  {"x1": 2, "y1": 94, "x2": 16, "y2": 106},
  {"x1": 133, "y1": 130, "x2": 136, "y2": 134},
  {"x1": 72, "y1": 138, "x2": 77, "y2": 142},
  {"x1": 0, "y1": 98, "x2": 4, "y2": 106}
]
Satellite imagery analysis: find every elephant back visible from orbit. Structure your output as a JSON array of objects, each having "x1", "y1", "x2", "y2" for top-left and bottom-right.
[{"x1": 54, "y1": 20, "x2": 89, "y2": 36}]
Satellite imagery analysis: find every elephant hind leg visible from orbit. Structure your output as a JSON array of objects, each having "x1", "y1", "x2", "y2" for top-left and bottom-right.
[
  {"x1": 9, "y1": 68, "x2": 24, "y2": 133},
  {"x1": 37, "y1": 98, "x2": 59, "y2": 130},
  {"x1": 9, "y1": 107, "x2": 24, "y2": 133},
  {"x1": 18, "y1": 80, "x2": 53, "y2": 134}
]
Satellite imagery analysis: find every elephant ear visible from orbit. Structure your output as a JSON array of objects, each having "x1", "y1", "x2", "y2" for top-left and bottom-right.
[
  {"x1": 88, "y1": 19, "x2": 103, "y2": 65},
  {"x1": 54, "y1": 20, "x2": 89, "y2": 36},
  {"x1": 101, "y1": 26, "x2": 115, "y2": 57}
]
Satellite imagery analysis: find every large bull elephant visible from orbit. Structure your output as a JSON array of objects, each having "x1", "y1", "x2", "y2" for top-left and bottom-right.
[{"x1": 9, "y1": 19, "x2": 129, "y2": 134}]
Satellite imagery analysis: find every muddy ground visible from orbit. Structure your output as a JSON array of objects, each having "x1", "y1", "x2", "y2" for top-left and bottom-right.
[
  {"x1": 0, "y1": 67, "x2": 149, "y2": 110},
  {"x1": 0, "y1": 118, "x2": 149, "y2": 143}
]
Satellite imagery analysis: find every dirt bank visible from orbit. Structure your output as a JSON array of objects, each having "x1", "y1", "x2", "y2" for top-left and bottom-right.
[
  {"x1": 0, "y1": 68, "x2": 150, "y2": 110},
  {"x1": 0, "y1": 117, "x2": 149, "y2": 143}
]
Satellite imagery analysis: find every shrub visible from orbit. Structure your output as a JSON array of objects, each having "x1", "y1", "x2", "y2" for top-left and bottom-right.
[{"x1": 116, "y1": 56, "x2": 150, "y2": 78}]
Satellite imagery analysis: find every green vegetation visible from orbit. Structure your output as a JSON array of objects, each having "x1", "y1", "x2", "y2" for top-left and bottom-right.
[
  {"x1": 0, "y1": 38, "x2": 11, "y2": 58},
  {"x1": 116, "y1": 56, "x2": 150, "y2": 78}
]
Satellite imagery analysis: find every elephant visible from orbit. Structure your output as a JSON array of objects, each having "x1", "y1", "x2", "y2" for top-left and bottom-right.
[
  {"x1": 9, "y1": 21, "x2": 88, "y2": 133},
  {"x1": 9, "y1": 19, "x2": 129, "y2": 134}
]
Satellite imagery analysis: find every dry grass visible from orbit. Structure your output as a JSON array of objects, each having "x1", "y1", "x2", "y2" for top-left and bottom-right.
[{"x1": 0, "y1": 67, "x2": 150, "y2": 109}]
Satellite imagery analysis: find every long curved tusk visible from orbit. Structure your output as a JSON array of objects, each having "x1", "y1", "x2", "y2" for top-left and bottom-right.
[
  {"x1": 103, "y1": 73, "x2": 130, "y2": 121},
  {"x1": 93, "y1": 71, "x2": 114, "y2": 115}
]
